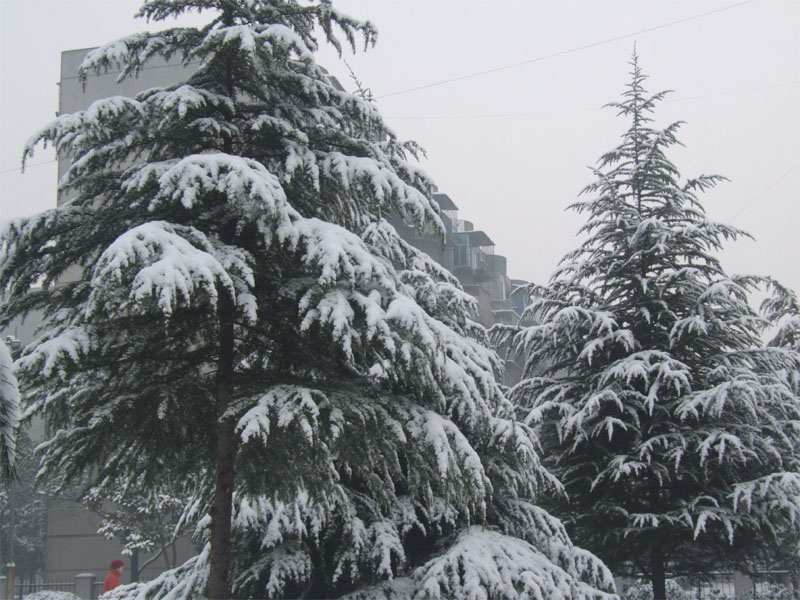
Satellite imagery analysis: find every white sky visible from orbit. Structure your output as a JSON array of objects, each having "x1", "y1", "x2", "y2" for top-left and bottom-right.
[{"x1": 1, "y1": 0, "x2": 798, "y2": 296}]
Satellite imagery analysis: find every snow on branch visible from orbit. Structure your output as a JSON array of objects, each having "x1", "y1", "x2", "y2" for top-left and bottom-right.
[
  {"x1": 14, "y1": 326, "x2": 90, "y2": 400},
  {"x1": 144, "y1": 85, "x2": 235, "y2": 121},
  {"x1": 491, "y1": 499, "x2": 614, "y2": 591},
  {"x1": 133, "y1": 154, "x2": 297, "y2": 237},
  {"x1": 676, "y1": 375, "x2": 760, "y2": 422},
  {"x1": 232, "y1": 490, "x2": 330, "y2": 549},
  {"x1": 319, "y1": 153, "x2": 441, "y2": 231},
  {"x1": 412, "y1": 527, "x2": 616, "y2": 600},
  {"x1": 23, "y1": 95, "x2": 144, "y2": 170},
  {"x1": 600, "y1": 350, "x2": 692, "y2": 412},
  {"x1": 79, "y1": 30, "x2": 202, "y2": 83},
  {"x1": 237, "y1": 545, "x2": 312, "y2": 599},
  {"x1": 332, "y1": 519, "x2": 406, "y2": 586},
  {"x1": 406, "y1": 410, "x2": 488, "y2": 510},
  {"x1": 87, "y1": 221, "x2": 241, "y2": 318},
  {"x1": 293, "y1": 217, "x2": 395, "y2": 289},
  {"x1": 289, "y1": 218, "x2": 502, "y2": 417},
  {"x1": 236, "y1": 385, "x2": 325, "y2": 447},
  {"x1": 197, "y1": 24, "x2": 316, "y2": 67},
  {"x1": 731, "y1": 472, "x2": 800, "y2": 516},
  {"x1": 343, "y1": 526, "x2": 616, "y2": 599},
  {"x1": 102, "y1": 543, "x2": 210, "y2": 600}
]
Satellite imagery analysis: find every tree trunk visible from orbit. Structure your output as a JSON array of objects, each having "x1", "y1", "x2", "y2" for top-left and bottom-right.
[
  {"x1": 208, "y1": 292, "x2": 236, "y2": 600},
  {"x1": 131, "y1": 548, "x2": 139, "y2": 582},
  {"x1": 650, "y1": 544, "x2": 667, "y2": 600}
]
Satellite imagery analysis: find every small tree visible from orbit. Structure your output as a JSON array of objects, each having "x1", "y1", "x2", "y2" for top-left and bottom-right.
[
  {"x1": 0, "y1": 432, "x2": 46, "y2": 584},
  {"x1": 89, "y1": 482, "x2": 189, "y2": 580},
  {"x1": 0, "y1": 1, "x2": 615, "y2": 598},
  {"x1": 497, "y1": 52, "x2": 800, "y2": 600},
  {"x1": 0, "y1": 338, "x2": 19, "y2": 482}
]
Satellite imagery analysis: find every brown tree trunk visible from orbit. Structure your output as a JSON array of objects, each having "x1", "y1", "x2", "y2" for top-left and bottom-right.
[
  {"x1": 131, "y1": 548, "x2": 139, "y2": 582},
  {"x1": 650, "y1": 544, "x2": 667, "y2": 600},
  {"x1": 208, "y1": 292, "x2": 236, "y2": 600}
]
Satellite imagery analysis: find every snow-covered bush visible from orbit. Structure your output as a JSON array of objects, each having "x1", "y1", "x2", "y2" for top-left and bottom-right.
[
  {"x1": 23, "y1": 592, "x2": 80, "y2": 600},
  {"x1": 702, "y1": 590, "x2": 733, "y2": 600},
  {"x1": 745, "y1": 582, "x2": 793, "y2": 600}
]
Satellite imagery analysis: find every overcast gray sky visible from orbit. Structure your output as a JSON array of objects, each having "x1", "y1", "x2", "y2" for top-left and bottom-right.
[{"x1": 1, "y1": 0, "x2": 798, "y2": 296}]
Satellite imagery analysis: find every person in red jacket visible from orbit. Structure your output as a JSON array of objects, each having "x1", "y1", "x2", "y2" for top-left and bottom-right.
[{"x1": 102, "y1": 559, "x2": 124, "y2": 594}]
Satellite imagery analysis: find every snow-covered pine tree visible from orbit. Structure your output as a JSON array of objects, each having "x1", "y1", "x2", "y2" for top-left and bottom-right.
[
  {"x1": 0, "y1": 1, "x2": 615, "y2": 598},
  {"x1": 495, "y1": 51, "x2": 800, "y2": 600},
  {"x1": 760, "y1": 279, "x2": 800, "y2": 593},
  {"x1": 0, "y1": 338, "x2": 20, "y2": 481}
]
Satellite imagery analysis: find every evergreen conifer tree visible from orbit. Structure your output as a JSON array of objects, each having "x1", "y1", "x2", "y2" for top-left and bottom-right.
[
  {"x1": 495, "y1": 52, "x2": 800, "y2": 600},
  {"x1": 0, "y1": 1, "x2": 615, "y2": 598},
  {"x1": 760, "y1": 279, "x2": 800, "y2": 593}
]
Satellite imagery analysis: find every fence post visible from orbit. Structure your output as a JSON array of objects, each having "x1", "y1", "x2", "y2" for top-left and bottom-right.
[
  {"x1": 0, "y1": 575, "x2": 5, "y2": 600},
  {"x1": 75, "y1": 573, "x2": 97, "y2": 600},
  {"x1": 4, "y1": 564, "x2": 13, "y2": 600},
  {"x1": 733, "y1": 571, "x2": 753, "y2": 599}
]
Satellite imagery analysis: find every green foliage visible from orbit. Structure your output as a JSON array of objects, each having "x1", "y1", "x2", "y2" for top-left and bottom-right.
[
  {"x1": 89, "y1": 481, "x2": 191, "y2": 577},
  {"x1": 1, "y1": 1, "x2": 617, "y2": 598},
  {"x1": 497, "y1": 50, "x2": 800, "y2": 592}
]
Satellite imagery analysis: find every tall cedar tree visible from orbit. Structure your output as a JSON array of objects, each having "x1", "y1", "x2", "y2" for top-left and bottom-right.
[
  {"x1": 0, "y1": 1, "x2": 615, "y2": 598},
  {"x1": 760, "y1": 279, "x2": 800, "y2": 592},
  {"x1": 495, "y1": 53, "x2": 800, "y2": 600}
]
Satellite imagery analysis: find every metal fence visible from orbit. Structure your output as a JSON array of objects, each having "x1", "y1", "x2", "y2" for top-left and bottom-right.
[
  {"x1": 618, "y1": 570, "x2": 793, "y2": 600},
  {"x1": 0, "y1": 573, "x2": 98, "y2": 600},
  {"x1": 682, "y1": 571, "x2": 793, "y2": 599},
  {"x1": 682, "y1": 572, "x2": 736, "y2": 599},
  {"x1": 12, "y1": 577, "x2": 76, "y2": 599}
]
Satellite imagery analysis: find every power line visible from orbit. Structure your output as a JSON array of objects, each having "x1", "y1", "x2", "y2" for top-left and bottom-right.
[
  {"x1": 0, "y1": 160, "x2": 57, "y2": 176},
  {"x1": 666, "y1": 80, "x2": 799, "y2": 104},
  {"x1": 385, "y1": 79, "x2": 799, "y2": 121},
  {"x1": 728, "y1": 161, "x2": 800, "y2": 223},
  {"x1": 60, "y1": 58, "x2": 202, "y2": 82},
  {"x1": 1, "y1": 78, "x2": 793, "y2": 173},
  {"x1": 378, "y1": 0, "x2": 758, "y2": 99}
]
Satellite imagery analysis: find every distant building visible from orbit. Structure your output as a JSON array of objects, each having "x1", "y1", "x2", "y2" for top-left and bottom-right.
[{"x1": 391, "y1": 191, "x2": 528, "y2": 331}]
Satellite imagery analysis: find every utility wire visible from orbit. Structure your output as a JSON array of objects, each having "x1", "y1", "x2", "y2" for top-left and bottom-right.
[
  {"x1": 385, "y1": 80, "x2": 799, "y2": 121},
  {"x1": 728, "y1": 161, "x2": 800, "y2": 223},
  {"x1": 60, "y1": 58, "x2": 202, "y2": 82},
  {"x1": 0, "y1": 0, "x2": 775, "y2": 174},
  {"x1": 0, "y1": 160, "x2": 57, "y2": 176},
  {"x1": 667, "y1": 80, "x2": 799, "y2": 104},
  {"x1": 1, "y1": 79, "x2": 793, "y2": 173},
  {"x1": 378, "y1": 0, "x2": 757, "y2": 99}
]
